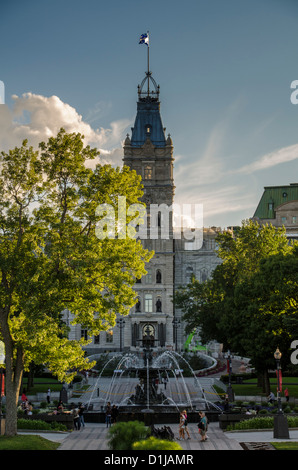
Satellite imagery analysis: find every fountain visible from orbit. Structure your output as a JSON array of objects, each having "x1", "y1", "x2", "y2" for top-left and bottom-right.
[{"x1": 86, "y1": 326, "x2": 223, "y2": 423}]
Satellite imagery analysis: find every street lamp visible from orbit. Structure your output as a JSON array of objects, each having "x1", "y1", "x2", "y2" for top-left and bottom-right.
[
  {"x1": 273, "y1": 347, "x2": 289, "y2": 439},
  {"x1": 116, "y1": 318, "x2": 125, "y2": 352},
  {"x1": 0, "y1": 341, "x2": 5, "y2": 436},
  {"x1": 172, "y1": 318, "x2": 180, "y2": 352},
  {"x1": 226, "y1": 350, "x2": 235, "y2": 402}
]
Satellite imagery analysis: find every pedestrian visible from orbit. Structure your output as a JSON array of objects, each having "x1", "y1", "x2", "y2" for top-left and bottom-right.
[
  {"x1": 163, "y1": 375, "x2": 168, "y2": 390},
  {"x1": 78, "y1": 402, "x2": 85, "y2": 428},
  {"x1": 284, "y1": 388, "x2": 289, "y2": 402},
  {"x1": 197, "y1": 411, "x2": 207, "y2": 442},
  {"x1": 106, "y1": 402, "x2": 112, "y2": 428},
  {"x1": 183, "y1": 410, "x2": 191, "y2": 439},
  {"x1": 177, "y1": 411, "x2": 186, "y2": 440},
  {"x1": 111, "y1": 404, "x2": 119, "y2": 424},
  {"x1": 47, "y1": 388, "x2": 51, "y2": 404},
  {"x1": 57, "y1": 400, "x2": 64, "y2": 414},
  {"x1": 21, "y1": 389, "x2": 27, "y2": 403},
  {"x1": 71, "y1": 405, "x2": 80, "y2": 430},
  {"x1": 267, "y1": 391, "x2": 275, "y2": 404}
]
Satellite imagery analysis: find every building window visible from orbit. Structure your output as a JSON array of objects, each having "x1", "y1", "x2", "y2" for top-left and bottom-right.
[
  {"x1": 145, "y1": 124, "x2": 152, "y2": 135},
  {"x1": 145, "y1": 294, "x2": 153, "y2": 313},
  {"x1": 281, "y1": 217, "x2": 287, "y2": 224},
  {"x1": 94, "y1": 334, "x2": 100, "y2": 344},
  {"x1": 293, "y1": 216, "x2": 297, "y2": 224},
  {"x1": 186, "y1": 266, "x2": 194, "y2": 283},
  {"x1": 145, "y1": 268, "x2": 152, "y2": 284},
  {"x1": 144, "y1": 166, "x2": 152, "y2": 180},
  {"x1": 81, "y1": 329, "x2": 88, "y2": 341},
  {"x1": 106, "y1": 330, "x2": 113, "y2": 343}
]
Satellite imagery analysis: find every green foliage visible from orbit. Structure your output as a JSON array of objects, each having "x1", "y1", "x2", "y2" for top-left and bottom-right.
[
  {"x1": 0, "y1": 128, "x2": 152, "y2": 435},
  {"x1": 175, "y1": 220, "x2": 298, "y2": 389},
  {"x1": 132, "y1": 436, "x2": 183, "y2": 450},
  {"x1": 107, "y1": 421, "x2": 149, "y2": 450},
  {"x1": 0, "y1": 435, "x2": 60, "y2": 450},
  {"x1": 227, "y1": 415, "x2": 298, "y2": 431},
  {"x1": 17, "y1": 418, "x2": 67, "y2": 431}
]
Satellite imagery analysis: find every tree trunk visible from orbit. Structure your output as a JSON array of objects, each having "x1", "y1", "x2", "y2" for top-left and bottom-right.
[{"x1": 4, "y1": 345, "x2": 24, "y2": 436}]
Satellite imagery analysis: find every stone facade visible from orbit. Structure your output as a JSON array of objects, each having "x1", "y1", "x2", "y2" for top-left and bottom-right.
[{"x1": 63, "y1": 74, "x2": 223, "y2": 354}]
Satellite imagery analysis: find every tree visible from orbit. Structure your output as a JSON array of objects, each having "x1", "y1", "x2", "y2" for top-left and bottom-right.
[
  {"x1": 175, "y1": 220, "x2": 296, "y2": 393},
  {"x1": 0, "y1": 129, "x2": 152, "y2": 435}
]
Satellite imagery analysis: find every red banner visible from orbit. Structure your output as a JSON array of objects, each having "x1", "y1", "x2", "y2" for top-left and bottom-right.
[{"x1": 0, "y1": 374, "x2": 4, "y2": 397}]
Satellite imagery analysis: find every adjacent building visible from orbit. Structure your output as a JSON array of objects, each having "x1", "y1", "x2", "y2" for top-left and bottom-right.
[{"x1": 253, "y1": 183, "x2": 298, "y2": 241}]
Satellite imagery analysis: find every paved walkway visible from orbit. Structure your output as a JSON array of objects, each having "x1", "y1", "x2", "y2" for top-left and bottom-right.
[{"x1": 57, "y1": 422, "x2": 243, "y2": 451}]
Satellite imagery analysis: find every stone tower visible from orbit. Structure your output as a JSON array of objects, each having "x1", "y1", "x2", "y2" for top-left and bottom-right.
[{"x1": 123, "y1": 70, "x2": 176, "y2": 351}]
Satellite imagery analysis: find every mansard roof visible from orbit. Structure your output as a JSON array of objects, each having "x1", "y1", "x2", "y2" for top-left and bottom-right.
[{"x1": 253, "y1": 183, "x2": 298, "y2": 219}]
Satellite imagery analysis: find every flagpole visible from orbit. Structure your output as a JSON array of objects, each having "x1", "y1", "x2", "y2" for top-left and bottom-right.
[{"x1": 147, "y1": 31, "x2": 150, "y2": 97}]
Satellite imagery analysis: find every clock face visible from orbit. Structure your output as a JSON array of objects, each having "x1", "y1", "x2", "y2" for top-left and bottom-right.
[{"x1": 144, "y1": 324, "x2": 154, "y2": 337}]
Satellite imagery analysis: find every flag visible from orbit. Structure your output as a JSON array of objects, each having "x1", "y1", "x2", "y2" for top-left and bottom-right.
[{"x1": 139, "y1": 33, "x2": 149, "y2": 46}]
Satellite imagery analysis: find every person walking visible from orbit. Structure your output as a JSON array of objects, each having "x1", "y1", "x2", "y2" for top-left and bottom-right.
[
  {"x1": 177, "y1": 411, "x2": 186, "y2": 440},
  {"x1": 71, "y1": 405, "x2": 80, "y2": 430},
  {"x1": 182, "y1": 410, "x2": 191, "y2": 439},
  {"x1": 47, "y1": 388, "x2": 51, "y2": 404},
  {"x1": 78, "y1": 402, "x2": 85, "y2": 428},
  {"x1": 284, "y1": 388, "x2": 289, "y2": 403},
  {"x1": 111, "y1": 404, "x2": 119, "y2": 424},
  {"x1": 197, "y1": 411, "x2": 207, "y2": 442},
  {"x1": 105, "y1": 402, "x2": 112, "y2": 428}
]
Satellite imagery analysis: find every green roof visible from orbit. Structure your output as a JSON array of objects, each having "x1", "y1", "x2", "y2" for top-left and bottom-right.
[{"x1": 254, "y1": 183, "x2": 298, "y2": 219}]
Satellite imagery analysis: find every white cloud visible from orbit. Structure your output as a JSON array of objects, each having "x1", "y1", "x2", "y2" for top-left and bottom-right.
[
  {"x1": 0, "y1": 93, "x2": 131, "y2": 167},
  {"x1": 233, "y1": 143, "x2": 298, "y2": 174}
]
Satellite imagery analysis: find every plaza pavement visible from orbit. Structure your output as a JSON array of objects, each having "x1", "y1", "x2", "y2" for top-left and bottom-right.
[{"x1": 19, "y1": 358, "x2": 298, "y2": 450}]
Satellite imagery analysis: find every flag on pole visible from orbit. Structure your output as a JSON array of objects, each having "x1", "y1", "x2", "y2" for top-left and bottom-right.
[{"x1": 139, "y1": 33, "x2": 149, "y2": 46}]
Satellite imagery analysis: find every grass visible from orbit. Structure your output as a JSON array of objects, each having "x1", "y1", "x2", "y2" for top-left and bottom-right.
[
  {"x1": 271, "y1": 441, "x2": 298, "y2": 450},
  {"x1": 0, "y1": 434, "x2": 60, "y2": 450},
  {"x1": 231, "y1": 377, "x2": 298, "y2": 398},
  {"x1": 22, "y1": 377, "x2": 61, "y2": 394}
]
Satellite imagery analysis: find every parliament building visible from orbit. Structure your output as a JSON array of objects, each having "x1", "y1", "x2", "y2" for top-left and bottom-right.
[{"x1": 63, "y1": 69, "x2": 223, "y2": 354}]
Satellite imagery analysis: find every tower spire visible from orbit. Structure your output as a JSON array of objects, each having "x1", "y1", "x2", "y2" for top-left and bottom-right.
[{"x1": 138, "y1": 31, "x2": 159, "y2": 101}]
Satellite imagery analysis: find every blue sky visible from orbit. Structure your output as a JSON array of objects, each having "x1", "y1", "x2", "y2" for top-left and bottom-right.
[{"x1": 1, "y1": 0, "x2": 298, "y2": 227}]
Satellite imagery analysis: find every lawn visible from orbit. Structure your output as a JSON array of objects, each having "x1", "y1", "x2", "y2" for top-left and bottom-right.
[
  {"x1": 0, "y1": 435, "x2": 60, "y2": 450},
  {"x1": 231, "y1": 377, "x2": 298, "y2": 398},
  {"x1": 22, "y1": 377, "x2": 62, "y2": 394},
  {"x1": 271, "y1": 441, "x2": 298, "y2": 450}
]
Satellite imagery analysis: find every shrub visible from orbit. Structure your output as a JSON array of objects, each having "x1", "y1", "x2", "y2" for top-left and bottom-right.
[
  {"x1": 227, "y1": 415, "x2": 298, "y2": 431},
  {"x1": 133, "y1": 436, "x2": 182, "y2": 450},
  {"x1": 17, "y1": 418, "x2": 67, "y2": 431},
  {"x1": 107, "y1": 421, "x2": 149, "y2": 450}
]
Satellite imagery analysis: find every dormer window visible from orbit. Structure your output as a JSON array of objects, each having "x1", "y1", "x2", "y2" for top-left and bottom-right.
[{"x1": 145, "y1": 124, "x2": 152, "y2": 135}]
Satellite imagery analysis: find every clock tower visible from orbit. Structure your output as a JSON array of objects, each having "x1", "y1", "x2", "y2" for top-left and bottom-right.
[{"x1": 123, "y1": 69, "x2": 176, "y2": 351}]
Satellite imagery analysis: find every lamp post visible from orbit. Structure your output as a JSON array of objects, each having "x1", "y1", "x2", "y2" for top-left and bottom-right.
[
  {"x1": 273, "y1": 347, "x2": 289, "y2": 439},
  {"x1": 172, "y1": 318, "x2": 180, "y2": 352},
  {"x1": 226, "y1": 350, "x2": 235, "y2": 402},
  {"x1": 0, "y1": 341, "x2": 5, "y2": 436},
  {"x1": 116, "y1": 318, "x2": 125, "y2": 352}
]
